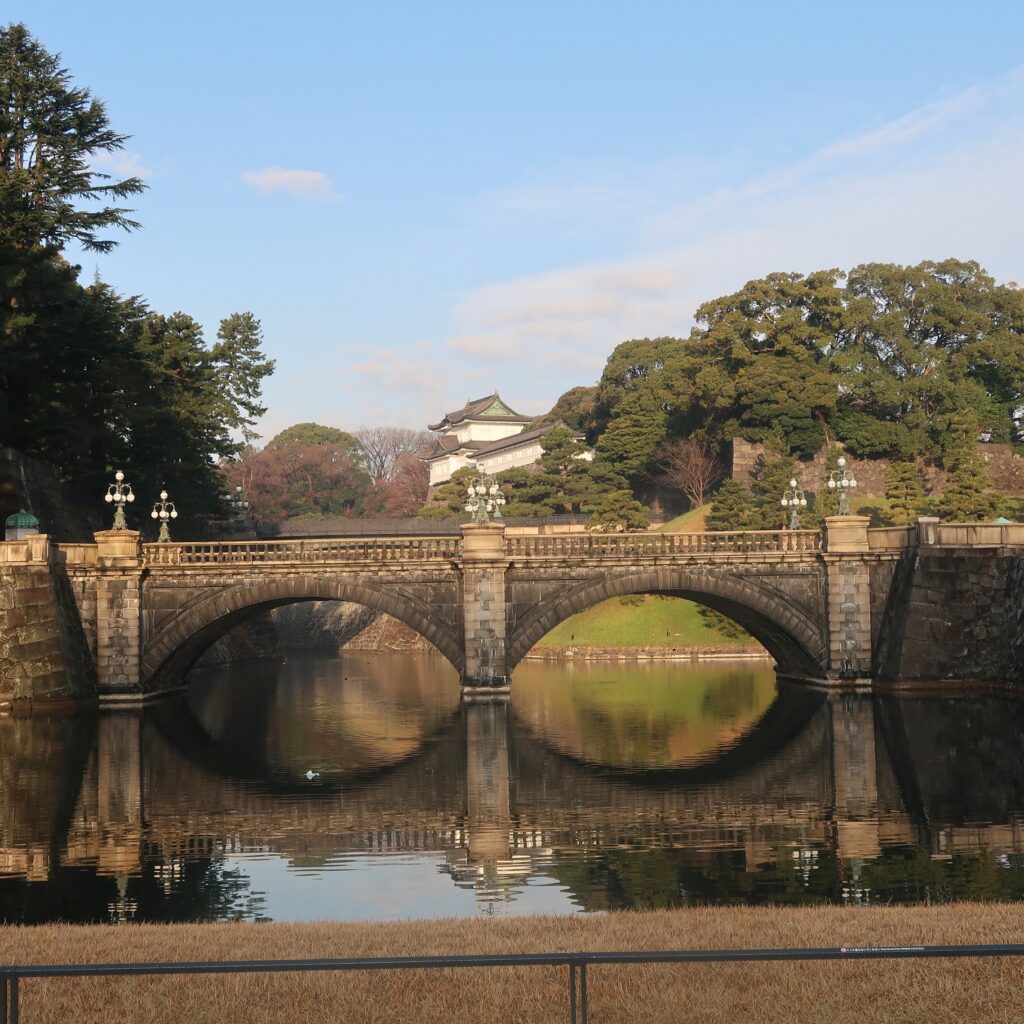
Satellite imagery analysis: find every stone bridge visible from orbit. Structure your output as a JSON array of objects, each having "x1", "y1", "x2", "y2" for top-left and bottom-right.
[{"x1": 2, "y1": 517, "x2": 1023, "y2": 703}]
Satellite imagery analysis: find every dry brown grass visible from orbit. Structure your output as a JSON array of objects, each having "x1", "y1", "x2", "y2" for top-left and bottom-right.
[{"x1": 2, "y1": 904, "x2": 1024, "y2": 1023}]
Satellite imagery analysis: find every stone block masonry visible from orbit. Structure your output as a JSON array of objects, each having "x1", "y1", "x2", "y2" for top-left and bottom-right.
[
  {"x1": 6, "y1": 518, "x2": 1024, "y2": 703},
  {"x1": 0, "y1": 536, "x2": 96, "y2": 702}
]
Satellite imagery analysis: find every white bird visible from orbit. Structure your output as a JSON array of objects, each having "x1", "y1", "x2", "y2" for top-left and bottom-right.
[{"x1": 305, "y1": 770, "x2": 320, "y2": 780}]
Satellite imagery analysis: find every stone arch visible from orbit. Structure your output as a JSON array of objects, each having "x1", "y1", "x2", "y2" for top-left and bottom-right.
[
  {"x1": 507, "y1": 568, "x2": 826, "y2": 677},
  {"x1": 142, "y1": 576, "x2": 464, "y2": 691}
]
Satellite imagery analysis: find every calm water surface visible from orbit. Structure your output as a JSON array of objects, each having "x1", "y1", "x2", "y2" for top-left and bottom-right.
[{"x1": 2, "y1": 652, "x2": 1024, "y2": 923}]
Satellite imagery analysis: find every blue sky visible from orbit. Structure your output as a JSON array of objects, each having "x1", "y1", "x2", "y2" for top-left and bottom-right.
[{"x1": 9, "y1": 1, "x2": 1024, "y2": 438}]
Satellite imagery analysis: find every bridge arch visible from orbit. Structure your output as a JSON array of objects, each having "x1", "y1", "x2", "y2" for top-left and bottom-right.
[
  {"x1": 141, "y1": 576, "x2": 464, "y2": 691},
  {"x1": 507, "y1": 568, "x2": 826, "y2": 677}
]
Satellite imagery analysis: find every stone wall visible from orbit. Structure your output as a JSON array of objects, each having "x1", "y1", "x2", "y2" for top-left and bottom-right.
[
  {"x1": 0, "y1": 540, "x2": 96, "y2": 702},
  {"x1": 731, "y1": 439, "x2": 1024, "y2": 499},
  {"x1": 1009, "y1": 558, "x2": 1024, "y2": 683},
  {"x1": 876, "y1": 549, "x2": 1014, "y2": 684}
]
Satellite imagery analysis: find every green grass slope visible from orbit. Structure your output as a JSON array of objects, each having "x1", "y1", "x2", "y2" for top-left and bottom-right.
[{"x1": 536, "y1": 594, "x2": 758, "y2": 649}]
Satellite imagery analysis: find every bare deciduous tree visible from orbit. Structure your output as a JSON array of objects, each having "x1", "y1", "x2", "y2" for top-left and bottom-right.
[
  {"x1": 354, "y1": 426, "x2": 433, "y2": 481},
  {"x1": 658, "y1": 437, "x2": 724, "y2": 508},
  {"x1": 382, "y1": 452, "x2": 430, "y2": 515}
]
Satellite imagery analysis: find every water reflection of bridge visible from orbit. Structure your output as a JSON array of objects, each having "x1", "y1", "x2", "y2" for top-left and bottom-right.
[{"x1": 5, "y1": 683, "x2": 1024, "y2": 912}]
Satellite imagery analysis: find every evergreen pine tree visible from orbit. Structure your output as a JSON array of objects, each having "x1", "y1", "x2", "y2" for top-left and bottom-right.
[
  {"x1": 706, "y1": 479, "x2": 756, "y2": 531},
  {"x1": 885, "y1": 461, "x2": 924, "y2": 525},
  {"x1": 934, "y1": 452, "x2": 1004, "y2": 522},
  {"x1": 586, "y1": 489, "x2": 651, "y2": 531}
]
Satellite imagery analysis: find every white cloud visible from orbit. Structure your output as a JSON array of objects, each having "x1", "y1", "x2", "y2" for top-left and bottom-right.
[
  {"x1": 91, "y1": 150, "x2": 152, "y2": 180},
  {"x1": 242, "y1": 167, "x2": 340, "y2": 202}
]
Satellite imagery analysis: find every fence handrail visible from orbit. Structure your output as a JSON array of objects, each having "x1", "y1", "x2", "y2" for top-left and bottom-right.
[
  {"x1": 4, "y1": 942, "x2": 1024, "y2": 1024},
  {"x1": 5, "y1": 942, "x2": 1024, "y2": 976}
]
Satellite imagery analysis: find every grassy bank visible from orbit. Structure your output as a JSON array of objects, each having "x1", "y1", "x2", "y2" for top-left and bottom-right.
[
  {"x1": 537, "y1": 593, "x2": 758, "y2": 649},
  {"x1": 3, "y1": 905, "x2": 1024, "y2": 1023}
]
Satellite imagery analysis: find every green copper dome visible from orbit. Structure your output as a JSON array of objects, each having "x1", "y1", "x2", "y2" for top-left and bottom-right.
[{"x1": 5, "y1": 510, "x2": 39, "y2": 530}]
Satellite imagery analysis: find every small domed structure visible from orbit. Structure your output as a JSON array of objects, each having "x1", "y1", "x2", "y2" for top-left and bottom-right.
[{"x1": 5, "y1": 509, "x2": 39, "y2": 541}]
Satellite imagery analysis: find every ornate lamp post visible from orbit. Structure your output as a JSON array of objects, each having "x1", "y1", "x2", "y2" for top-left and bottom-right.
[
  {"x1": 827, "y1": 456, "x2": 858, "y2": 516},
  {"x1": 464, "y1": 474, "x2": 506, "y2": 523},
  {"x1": 223, "y1": 484, "x2": 250, "y2": 531},
  {"x1": 103, "y1": 470, "x2": 135, "y2": 529},
  {"x1": 150, "y1": 489, "x2": 178, "y2": 542},
  {"x1": 780, "y1": 477, "x2": 807, "y2": 529}
]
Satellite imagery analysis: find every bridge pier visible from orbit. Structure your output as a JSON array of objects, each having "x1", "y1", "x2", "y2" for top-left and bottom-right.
[
  {"x1": 823, "y1": 516, "x2": 874, "y2": 684},
  {"x1": 459, "y1": 524, "x2": 510, "y2": 696},
  {"x1": 93, "y1": 531, "x2": 144, "y2": 697}
]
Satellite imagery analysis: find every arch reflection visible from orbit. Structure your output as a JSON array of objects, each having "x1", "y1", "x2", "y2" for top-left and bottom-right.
[{"x1": 509, "y1": 660, "x2": 780, "y2": 771}]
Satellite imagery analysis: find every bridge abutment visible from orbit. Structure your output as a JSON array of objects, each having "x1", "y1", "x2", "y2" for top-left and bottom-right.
[{"x1": 459, "y1": 523, "x2": 510, "y2": 695}]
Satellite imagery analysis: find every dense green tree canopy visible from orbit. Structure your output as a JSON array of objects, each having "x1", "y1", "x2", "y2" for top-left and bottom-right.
[{"x1": 572, "y1": 258, "x2": 1024, "y2": 526}]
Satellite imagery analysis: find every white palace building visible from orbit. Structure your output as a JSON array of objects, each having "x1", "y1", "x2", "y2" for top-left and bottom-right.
[{"x1": 422, "y1": 393, "x2": 589, "y2": 486}]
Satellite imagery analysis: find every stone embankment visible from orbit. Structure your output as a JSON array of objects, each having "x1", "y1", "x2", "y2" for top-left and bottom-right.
[{"x1": 522, "y1": 644, "x2": 767, "y2": 663}]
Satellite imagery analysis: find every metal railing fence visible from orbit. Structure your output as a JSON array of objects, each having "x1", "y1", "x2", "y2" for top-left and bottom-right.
[{"x1": 4, "y1": 942, "x2": 1024, "y2": 1024}]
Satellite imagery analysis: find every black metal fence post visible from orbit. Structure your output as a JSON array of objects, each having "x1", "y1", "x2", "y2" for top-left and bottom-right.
[
  {"x1": 568, "y1": 961, "x2": 577, "y2": 1023},
  {"x1": 579, "y1": 961, "x2": 588, "y2": 1024}
]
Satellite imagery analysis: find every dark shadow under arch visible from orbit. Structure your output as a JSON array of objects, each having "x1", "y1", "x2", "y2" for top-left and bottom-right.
[
  {"x1": 142, "y1": 577, "x2": 464, "y2": 691},
  {"x1": 507, "y1": 568, "x2": 826, "y2": 677}
]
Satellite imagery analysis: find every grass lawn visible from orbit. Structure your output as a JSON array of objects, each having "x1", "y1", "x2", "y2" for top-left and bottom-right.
[
  {"x1": 656, "y1": 505, "x2": 710, "y2": 532},
  {"x1": 4, "y1": 904, "x2": 1024, "y2": 1023},
  {"x1": 537, "y1": 593, "x2": 755, "y2": 648}
]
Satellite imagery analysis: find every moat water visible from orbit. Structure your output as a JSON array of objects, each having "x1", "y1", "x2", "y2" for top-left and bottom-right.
[{"x1": 2, "y1": 651, "x2": 1024, "y2": 923}]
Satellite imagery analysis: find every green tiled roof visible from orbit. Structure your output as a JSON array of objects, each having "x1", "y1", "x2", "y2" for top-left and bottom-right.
[{"x1": 5, "y1": 509, "x2": 39, "y2": 529}]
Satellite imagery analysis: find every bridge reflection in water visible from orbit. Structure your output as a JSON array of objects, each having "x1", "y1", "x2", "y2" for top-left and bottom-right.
[{"x1": 2, "y1": 653, "x2": 1024, "y2": 922}]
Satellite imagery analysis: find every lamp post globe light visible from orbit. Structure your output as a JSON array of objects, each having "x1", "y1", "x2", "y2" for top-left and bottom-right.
[
  {"x1": 223, "y1": 483, "x2": 250, "y2": 532},
  {"x1": 464, "y1": 474, "x2": 506, "y2": 523},
  {"x1": 150, "y1": 489, "x2": 178, "y2": 542},
  {"x1": 827, "y1": 456, "x2": 858, "y2": 516},
  {"x1": 780, "y1": 477, "x2": 808, "y2": 530},
  {"x1": 103, "y1": 470, "x2": 135, "y2": 530}
]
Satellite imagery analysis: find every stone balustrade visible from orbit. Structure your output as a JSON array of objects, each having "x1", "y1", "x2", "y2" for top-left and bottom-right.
[
  {"x1": 506, "y1": 529, "x2": 821, "y2": 561},
  {"x1": 143, "y1": 536, "x2": 462, "y2": 566}
]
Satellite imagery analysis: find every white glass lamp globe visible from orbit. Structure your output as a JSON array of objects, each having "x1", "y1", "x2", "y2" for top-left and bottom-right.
[
  {"x1": 105, "y1": 493, "x2": 113, "y2": 503},
  {"x1": 828, "y1": 479, "x2": 836, "y2": 489},
  {"x1": 151, "y1": 510, "x2": 158, "y2": 519},
  {"x1": 160, "y1": 490, "x2": 168, "y2": 501},
  {"x1": 837, "y1": 456, "x2": 846, "y2": 469},
  {"x1": 170, "y1": 509, "x2": 178, "y2": 518},
  {"x1": 789, "y1": 479, "x2": 797, "y2": 489},
  {"x1": 126, "y1": 492, "x2": 135, "y2": 502},
  {"x1": 115, "y1": 470, "x2": 124, "y2": 482}
]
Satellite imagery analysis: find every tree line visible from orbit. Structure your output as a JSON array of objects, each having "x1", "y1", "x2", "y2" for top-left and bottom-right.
[{"x1": 0, "y1": 23, "x2": 274, "y2": 527}]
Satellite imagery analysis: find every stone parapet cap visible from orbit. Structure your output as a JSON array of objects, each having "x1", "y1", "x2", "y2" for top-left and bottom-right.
[
  {"x1": 460, "y1": 522, "x2": 508, "y2": 563},
  {"x1": 823, "y1": 515, "x2": 870, "y2": 553},
  {"x1": 94, "y1": 530, "x2": 143, "y2": 566}
]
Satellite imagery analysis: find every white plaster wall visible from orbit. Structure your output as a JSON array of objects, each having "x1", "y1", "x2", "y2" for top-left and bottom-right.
[
  {"x1": 476, "y1": 443, "x2": 543, "y2": 475},
  {"x1": 455, "y1": 422, "x2": 526, "y2": 444},
  {"x1": 429, "y1": 452, "x2": 474, "y2": 485}
]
